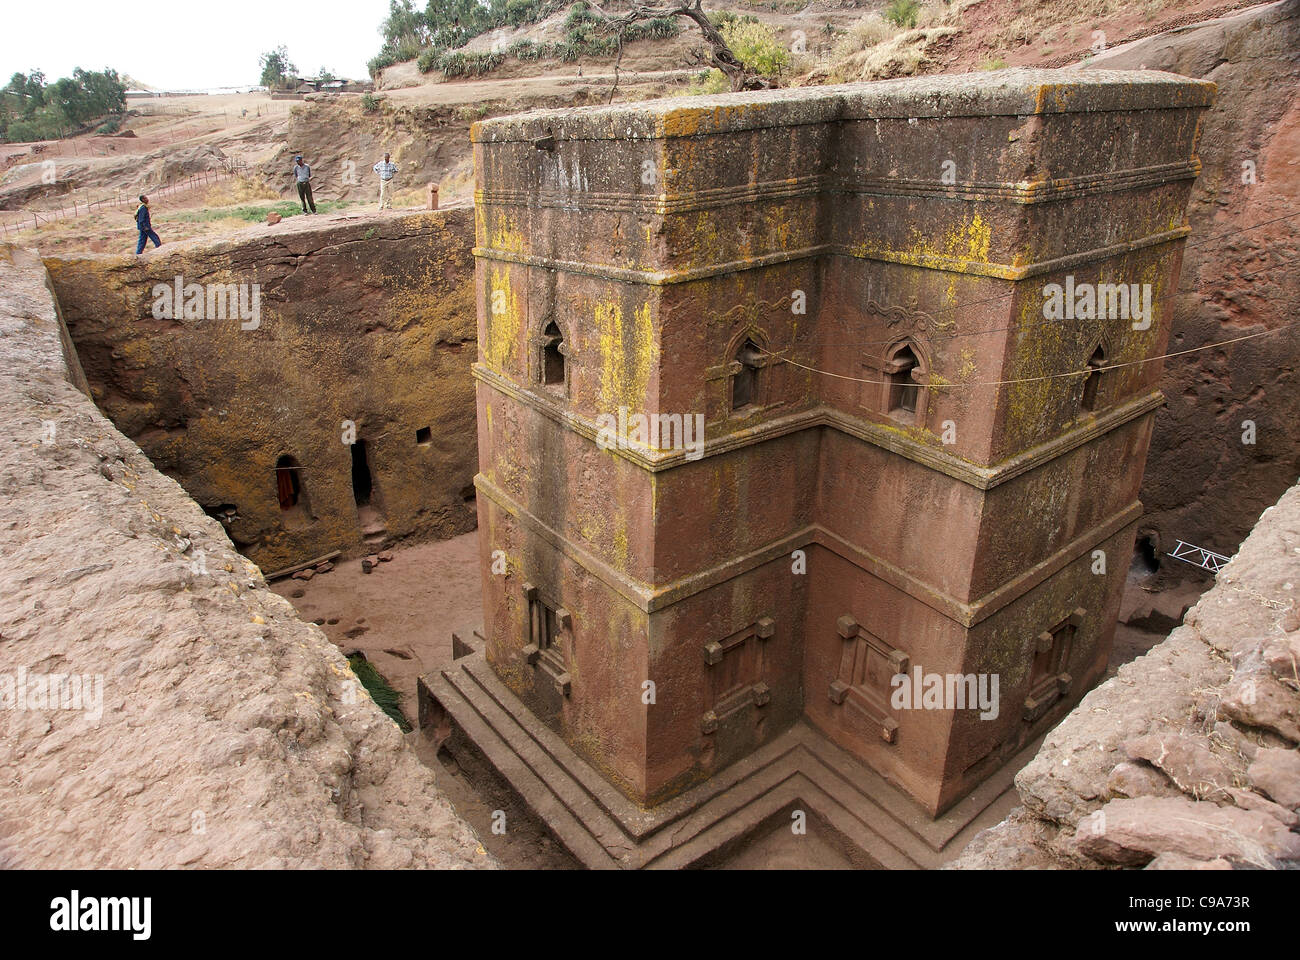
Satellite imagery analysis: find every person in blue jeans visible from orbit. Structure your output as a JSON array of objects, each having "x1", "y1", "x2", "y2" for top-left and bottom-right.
[{"x1": 135, "y1": 195, "x2": 161, "y2": 254}]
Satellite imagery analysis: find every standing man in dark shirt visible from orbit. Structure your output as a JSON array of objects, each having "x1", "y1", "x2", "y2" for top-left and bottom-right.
[
  {"x1": 135, "y1": 195, "x2": 161, "y2": 254},
  {"x1": 293, "y1": 155, "x2": 316, "y2": 213}
]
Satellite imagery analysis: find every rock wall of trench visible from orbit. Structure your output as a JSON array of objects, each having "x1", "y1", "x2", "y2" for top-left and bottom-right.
[
  {"x1": 1087, "y1": 0, "x2": 1300, "y2": 568},
  {"x1": 0, "y1": 243, "x2": 490, "y2": 868},
  {"x1": 44, "y1": 207, "x2": 478, "y2": 573},
  {"x1": 951, "y1": 478, "x2": 1300, "y2": 869}
]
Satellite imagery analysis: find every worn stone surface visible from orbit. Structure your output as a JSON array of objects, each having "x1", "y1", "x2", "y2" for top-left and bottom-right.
[
  {"x1": 0, "y1": 244, "x2": 491, "y2": 868},
  {"x1": 44, "y1": 207, "x2": 479, "y2": 573},
  {"x1": 1106, "y1": 761, "x2": 1180, "y2": 800},
  {"x1": 1145, "y1": 852, "x2": 1232, "y2": 870},
  {"x1": 1247, "y1": 747, "x2": 1300, "y2": 809},
  {"x1": 952, "y1": 480, "x2": 1300, "y2": 869},
  {"x1": 1075, "y1": 796, "x2": 1300, "y2": 868},
  {"x1": 1225, "y1": 786, "x2": 1298, "y2": 825},
  {"x1": 1122, "y1": 729, "x2": 1242, "y2": 799},
  {"x1": 940, "y1": 806, "x2": 1096, "y2": 870},
  {"x1": 1219, "y1": 670, "x2": 1300, "y2": 743}
]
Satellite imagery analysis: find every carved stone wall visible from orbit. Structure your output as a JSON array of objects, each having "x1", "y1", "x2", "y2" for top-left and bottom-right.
[{"x1": 472, "y1": 71, "x2": 1213, "y2": 813}]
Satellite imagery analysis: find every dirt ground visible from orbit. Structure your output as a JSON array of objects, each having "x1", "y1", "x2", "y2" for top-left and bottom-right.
[{"x1": 270, "y1": 531, "x2": 482, "y2": 727}]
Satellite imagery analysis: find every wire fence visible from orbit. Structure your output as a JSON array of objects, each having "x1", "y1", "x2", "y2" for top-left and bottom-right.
[{"x1": 0, "y1": 159, "x2": 252, "y2": 237}]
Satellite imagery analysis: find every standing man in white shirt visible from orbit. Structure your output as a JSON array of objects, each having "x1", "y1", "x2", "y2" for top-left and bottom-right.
[
  {"x1": 373, "y1": 152, "x2": 397, "y2": 210},
  {"x1": 292, "y1": 155, "x2": 316, "y2": 213}
]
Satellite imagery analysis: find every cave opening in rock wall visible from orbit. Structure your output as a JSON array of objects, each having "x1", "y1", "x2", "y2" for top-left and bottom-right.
[
  {"x1": 350, "y1": 440, "x2": 375, "y2": 507},
  {"x1": 1131, "y1": 533, "x2": 1160, "y2": 580},
  {"x1": 350, "y1": 438, "x2": 389, "y2": 544}
]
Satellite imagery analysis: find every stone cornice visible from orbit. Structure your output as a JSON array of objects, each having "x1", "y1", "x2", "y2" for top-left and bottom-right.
[
  {"x1": 473, "y1": 159, "x2": 1202, "y2": 216},
  {"x1": 471, "y1": 71, "x2": 1215, "y2": 144},
  {"x1": 474, "y1": 226, "x2": 1191, "y2": 283}
]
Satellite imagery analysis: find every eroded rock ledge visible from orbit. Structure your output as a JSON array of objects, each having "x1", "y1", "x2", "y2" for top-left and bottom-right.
[
  {"x1": 0, "y1": 244, "x2": 491, "y2": 868},
  {"x1": 952, "y1": 481, "x2": 1300, "y2": 870}
]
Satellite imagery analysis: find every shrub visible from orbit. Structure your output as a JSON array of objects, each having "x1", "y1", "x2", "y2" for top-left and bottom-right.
[
  {"x1": 437, "y1": 51, "x2": 506, "y2": 79},
  {"x1": 709, "y1": 11, "x2": 758, "y2": 31},
  {"x1": 508, "y1": 39, "x2": 545, "y2": 61},
  {"x1": 686, "y1": 68, "x2": 731, "y2": 96},
  {"x1": 392, "y1": 35, "x2": 424, "y2": 61},
  {"x1": 360, "y1": 93, "x2": 381, "y2": 112},
  {"x1": 417, "y1": 48, "x2": 440, "y2": 73},
  {"x1": 720, "y1": 19, "x2": 789, "y2": 77},
  {"x1": 367, "y1": 34, "x2": 426, "y2": 77},
  {"x1": 565, "y1": 0, "x2": 602, "y2": 30},
  {"x1": 367, "y1": 52, "x2": 396, "y2": 76},
  {"x1": 883, "y1": 0, "x2": 922, "y2": 29},
  {"x1": 623, "y1": 17, "x2": 679, "y2": 42}
]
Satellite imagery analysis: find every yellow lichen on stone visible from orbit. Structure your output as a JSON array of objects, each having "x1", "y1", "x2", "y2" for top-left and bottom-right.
[
  {"x1": 483, "y1": 266, "x2": 520, "y2": 372},
  {"x1": 596, "y1": 298, "x2": 656, "y2": 412}
]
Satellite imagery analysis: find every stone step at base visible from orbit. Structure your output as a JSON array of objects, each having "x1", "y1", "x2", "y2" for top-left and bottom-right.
[{"x1": 420, "y1": 638, "x2": 1037, "y2": 869}]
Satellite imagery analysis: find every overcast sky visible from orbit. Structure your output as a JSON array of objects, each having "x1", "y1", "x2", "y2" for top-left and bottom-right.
[{"x1": 1, "y1": 0, "x2": 395, "y2": 89}]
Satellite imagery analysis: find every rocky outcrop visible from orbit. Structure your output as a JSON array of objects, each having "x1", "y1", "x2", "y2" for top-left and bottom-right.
[
  {"x1": 45, "y1": 207, "x2": 478, "y2": 572},
  {"x1": 1086, "y1": 0, "x2": 1300, "y2": 567},
  {"x1": 0, "y1": 244, "x2": 491, "y2": 868},
  {"x1": 950, "y1": 479, "x2": 1300, "y2": 870},
  {"x1": 0, "y1": 143, "x2": 231, "y2": 211}
]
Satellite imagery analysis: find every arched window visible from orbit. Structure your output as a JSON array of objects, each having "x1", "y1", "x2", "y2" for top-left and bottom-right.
[
  {"x1": 275, "y1": 455, "x2": 302, "y2": 510},
  {"x1": 275, "y1": 455, "x2": 312, "y2": 529},
  {"x1": 1080, "y1": 345, "x2": 1105, "y2": 413},
  {"x1": 731, "y1": 339, "x2": 763, "y2": 411},
  {"x1": 881, "y1": 341, "x2": 927, "y2": 423},
  {"x1": 542, "y1": 321, "x2": 565, "y2": 387},
  {"x1": 887, "y1": 344, "x2": 920, "y2": 416}
]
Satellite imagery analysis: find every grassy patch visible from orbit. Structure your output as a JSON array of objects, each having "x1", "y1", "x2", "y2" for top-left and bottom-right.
[
  {"x1": 167, "y1": 199, "x2": 353, "y2": 224},
  {"x1": 348, "y1": 653, "x2": 412, "y2": 732}
]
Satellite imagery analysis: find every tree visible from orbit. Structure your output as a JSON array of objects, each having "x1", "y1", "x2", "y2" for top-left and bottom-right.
[
  {"x1": 79, "y1": 67, "x2": 127, "y2": 116},
  {"x1": 588, "y1": 1, "x2": 767, "y2": 92},
  {"x1": 258, "y1": 47, "x2": 297, "y2": 89},
  {"x1": 0, "y1": 67, "x2": 123, "y2": 142},
  {"x1": 7, "y1": 72, "x2": 46, "y2": 118},
  {"x1": 47, "y1": 77, "x2": 87, "y2": 126},
  {"x1": 382, "y1": 0, "x2": 430, "y2": 45}
]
